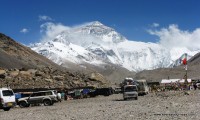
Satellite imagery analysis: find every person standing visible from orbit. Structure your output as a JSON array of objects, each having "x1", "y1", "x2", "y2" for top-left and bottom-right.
[
  {"x1": 57, "y1": 92, "x2": 62, "y2": 102},
  {"x1": 61, "y1": 92, "x2": 65, "y2": 100},
  {"x1": 193, "y1": 83, "x2": 197, "y2": 90}
]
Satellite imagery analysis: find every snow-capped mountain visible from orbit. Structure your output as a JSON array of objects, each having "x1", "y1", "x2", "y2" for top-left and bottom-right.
[{"x1": 30, "y1": 21, "x2": 200, "y2": 72}]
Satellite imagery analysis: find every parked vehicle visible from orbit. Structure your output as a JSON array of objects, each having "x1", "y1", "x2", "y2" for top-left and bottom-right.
[
  {"x1": 97, "y1": 87, "x2": 113, "y2": 96},
  {"x1": 88, "y1": 87, "x2": 113, "y2": 97},
  {"x1": 0, "y1": 88, "x2": 16, "y2": 111},
  {"x1": 82, "y1": 89, "x2": 90, "y2": 98},
  {"x1": 74, "y1": 90, "x2": 83, "y2": 99},
  {"x1": 123, "y1": 85, "x2": 138, "y2": 100},
  {"x1": 196, "y1": 80, "x2": 200, "y2": 89},
  {"x1": 136, "y1": 79, "x2": 149, "y2": 95},
  {"x1": 122, "y1": 78, "x2": 138, "y2": 86},
  {"x1": 17, "y1": 90, "x2": 58, "y2": 108},
  {"x1": 114, "y1": 87, "x2": 122, "y2": 94}
]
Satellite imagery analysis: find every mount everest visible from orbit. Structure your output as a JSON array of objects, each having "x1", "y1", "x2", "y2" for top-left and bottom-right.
[{"x1": 30, "y1": 21, "x2": 200, "y2": 72}]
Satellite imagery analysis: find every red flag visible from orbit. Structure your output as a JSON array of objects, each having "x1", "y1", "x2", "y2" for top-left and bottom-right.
[
  {"x1": 182, "y1": 58, "x2": 187, "y2": 65},
  {"x1": 179, "y1": 53, "x2": 187, "y2": 65}
]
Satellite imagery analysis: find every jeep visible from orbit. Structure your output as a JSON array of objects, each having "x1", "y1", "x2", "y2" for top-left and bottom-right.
[
  {"x1": 18, "y1": 90, "x2": 58, "y2": 108},
  {"x1": 0, "y1": 88, "x2": 16, "y2": 111}
]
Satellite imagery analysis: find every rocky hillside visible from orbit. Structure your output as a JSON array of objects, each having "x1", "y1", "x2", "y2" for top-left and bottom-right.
[
  {"x1": 0, "y1": 33, "x2": 62, "y2": 69},
  {"x1": 0, "y1": 33, "x2": 108, "y2": 88},
  {"x1": 0, "y1": 67, "x2": 108, "y2": 89}
]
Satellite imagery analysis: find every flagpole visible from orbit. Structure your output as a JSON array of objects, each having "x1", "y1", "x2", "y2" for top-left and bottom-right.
[
  {"x1": 184, "y1": 53, "x2": 188, "y2": 86},
  {"x1": 185, "y1": 64, "x2": 187, "y2": 83}
]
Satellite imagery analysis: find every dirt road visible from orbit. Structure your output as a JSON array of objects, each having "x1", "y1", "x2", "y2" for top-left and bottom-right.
[{"x1": 1, "y1": 90, "x2": 200, "y2": 120}]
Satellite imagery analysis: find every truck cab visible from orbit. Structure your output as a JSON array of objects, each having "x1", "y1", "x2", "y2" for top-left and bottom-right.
[{"x1": 123, "y1": 85, "x2": 138, "y2": 100}]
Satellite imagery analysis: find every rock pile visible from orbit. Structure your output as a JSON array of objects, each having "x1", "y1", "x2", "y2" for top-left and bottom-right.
[{"x1": 0, "y1": 67, "x2": 109, "y2": 89}]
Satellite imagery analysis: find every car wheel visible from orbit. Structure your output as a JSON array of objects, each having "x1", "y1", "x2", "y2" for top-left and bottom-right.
[
  {"x1": 135, "y1": 97, "x2": 138, "y2": 100},
  {"x1": 26, "y1": 104, "x2": 30, "y2": 107},
  {"x1": 43, "y1": 99, "x2": 51, "y2": 106},
  {"x1": 3, "y1": 107, "x2": 11, "y2": 111},
  {"x1": 19, "y1": 101, "x2": 28, "y2": 108},
  {"x1": 50, "y1": 101, "x2": 54, "y2": 105}
]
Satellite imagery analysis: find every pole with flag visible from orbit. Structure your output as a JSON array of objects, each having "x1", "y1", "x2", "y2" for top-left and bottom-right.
[{"x1": 182, "y1": 53, "x2": 188, "y2": 84}]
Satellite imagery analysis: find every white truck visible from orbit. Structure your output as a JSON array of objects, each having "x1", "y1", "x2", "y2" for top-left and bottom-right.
[
  {"x1": 0, "y1": 88, "x2": 16, "y2": 111},
  {"x1": 121, "y1": 78, "x2": 149, "y2": 97},
  {"x1": 136, "y1": 79, "x2": 149, "y2": 95},
  {"x1": 123, "y1": 85, "x2": 138, "y2": 100}
]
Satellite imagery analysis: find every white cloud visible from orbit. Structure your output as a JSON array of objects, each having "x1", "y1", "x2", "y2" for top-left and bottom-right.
[
  {"x1": 39, "y1": 15, "x2": 53, "y2": 21},
  {"x1": 151, "y1": 23, "x2": 159, "y2": 27},
  {"x1": 39, "y1": 22, "x2": 104, "y2": 46},
  {"x1": 148, "y1": 24, "x2": 200, "y2": 51},
  {"x1": 40, "y1": 22, "x2": 70, "y2": 41},
  {"x1": 20, "y1": 28, "x2": 29, "y2": 33},
  {"x1": 39, "y1": 21, "x2": 200, "y2": 52}
]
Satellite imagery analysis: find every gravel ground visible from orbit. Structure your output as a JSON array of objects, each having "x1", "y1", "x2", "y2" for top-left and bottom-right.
[{"x1": 0, "y1": 90, "x2": 200, "y2": 120}]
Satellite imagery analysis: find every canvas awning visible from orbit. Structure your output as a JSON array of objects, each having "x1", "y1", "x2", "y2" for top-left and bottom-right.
[{"x1": 161, "y1": 79, "x2": 191, "y2": 84}]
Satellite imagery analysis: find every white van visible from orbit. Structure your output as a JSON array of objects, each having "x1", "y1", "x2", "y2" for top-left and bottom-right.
[
  {"x1": 123, "y1": 85, "x2": 138, "y2": 100},
  {"x1": 0, "y1": 88, "x2": 16, "y2": 111}
]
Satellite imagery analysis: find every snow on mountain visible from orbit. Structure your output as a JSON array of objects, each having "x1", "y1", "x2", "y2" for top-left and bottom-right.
[
  {"x1": 117, "y1": 41, "x2": 171, "y2": 71},
  {"x1": 75, "y1": 21, "x2": 126, "y2": 43},
  {"x1": 30, "y1": 21, "x2": 200, "y2": 72},
  {"x1": 31, "y1": 41, "x2": 105, "y2": 68},
  {"x1": 169, "y1": 47, "x2": 200, "y2": 67}
]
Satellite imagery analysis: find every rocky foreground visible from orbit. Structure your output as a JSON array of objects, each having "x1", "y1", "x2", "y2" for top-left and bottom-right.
[
  {"x1": 0, "y1": 67, "x2": 108, "y2": 89},
  {"x1": 0, "y1": 90, "x2": 200, "y2": 120}
]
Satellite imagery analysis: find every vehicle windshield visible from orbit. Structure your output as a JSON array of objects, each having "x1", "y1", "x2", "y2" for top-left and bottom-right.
[
  {"x1": 2, "y1": 90, "x2": 14, "y2": 96},
  {"x1": 124, "y1": 86, "x2": 137, "y2": 92}
]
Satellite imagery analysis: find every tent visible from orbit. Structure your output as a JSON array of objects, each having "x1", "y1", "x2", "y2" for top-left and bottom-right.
[{"x1": 161, "y1": 79, "x2": 191, "y2": 84}]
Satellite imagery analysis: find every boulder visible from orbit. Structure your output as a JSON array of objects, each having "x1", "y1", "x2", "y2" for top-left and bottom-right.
[
  {"x1": 73, "y1": 80, "x2": 81, "y2": 85},
  {"x1": 19, "y1": 71, "x2": 32, "y2": 76},
  {"x1": 9, "y1": 71, "x2": 19, "y2": 77},
  {"x1": 0, "y1": 69, "x2": 6, "y2": 75},
  {"x1": 89, "y1": 72, "x2": 106, "y2": 83},
  {"x1": 53, "y1": 75, "x2": 64, "y2": 81},
  {"x1": 45, "y1": 79, "x2": 53, "y2": 83},
  {"x1": 57, "y1": 81, "x2": 64, "y2": 86},
  {"x1": 66, "y1": 76, "x2": 73, "y2": 81},
  {"x1": 27, "y1": 69, "x2": 37, "y2": 74}
]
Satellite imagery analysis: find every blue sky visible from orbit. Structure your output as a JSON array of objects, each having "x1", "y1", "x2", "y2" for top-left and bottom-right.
[{"x1": 1, "y1": 0, "x2": 200, "y2": 45}]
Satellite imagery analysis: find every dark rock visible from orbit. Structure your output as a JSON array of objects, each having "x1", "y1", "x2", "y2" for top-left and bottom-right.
[
  {"x1": 35, "y1": 71, "x2": 44, "y2": 76},
  {"x1": 0, "y1": 74, "x2": 6, "y2": 79},
  {"x1": 53, "y1": 75, "x2": 64, "y2": 81}
]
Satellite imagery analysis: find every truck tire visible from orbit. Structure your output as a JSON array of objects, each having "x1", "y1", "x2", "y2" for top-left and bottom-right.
[
  {"x1": 135, "y1": 97, "x2": 138, "y2": 100},
  {"x1": 50, "y1": 101, "x2": 54, "y2": 105},
  {"x1": 19, "y1": 101, "x2": 28, "y2": 108},
  {"x1": 3, "y1": 107, "x2": 11, "y2": 111},
  {"x1": 43, "y1": 99, "x2": 51, "y2": 106}
]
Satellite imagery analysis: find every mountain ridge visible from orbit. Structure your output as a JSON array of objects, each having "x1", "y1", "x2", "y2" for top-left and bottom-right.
[{"x1": 30, "y1": 21, "x2": 200, "y2": 73}]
